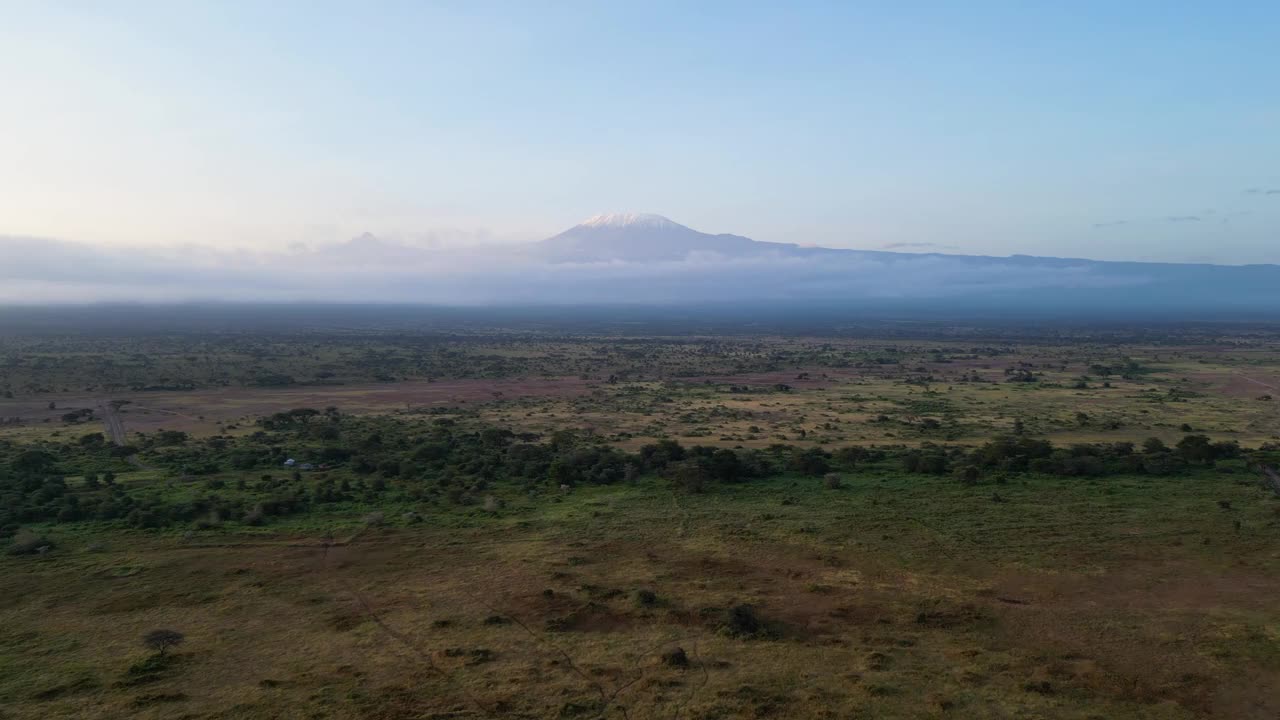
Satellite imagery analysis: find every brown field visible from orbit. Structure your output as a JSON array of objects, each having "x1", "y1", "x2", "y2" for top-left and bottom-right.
[
  {"x1": 6, "y1": 343, "x2": 1280, "y2": 453},
  {"x1": 0, "y1": 376, "x2": 594, "y2": 439},
  {"x1": 7, "y1": 481, "x2": 1279, "y2": 720}
]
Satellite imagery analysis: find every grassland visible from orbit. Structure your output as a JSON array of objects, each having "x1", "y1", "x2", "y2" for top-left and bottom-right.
[
  {"x1": 5, "y1": 334, "x2": 1280, "y2": 451},
  {"x1": 4, "y1": 468, "x2": 1278, "y2": 719},
  {"x1": 2, "y1": 324, "x2": 1279, "y2": 719}
]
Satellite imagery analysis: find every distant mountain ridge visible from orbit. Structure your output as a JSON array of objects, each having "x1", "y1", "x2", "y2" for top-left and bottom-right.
[
  {"x1": 3, "y1": 215, "x2": 1278, "y2": 311},
  {"x1": 535, "y1": 213, "x2": 797, "y2": 262},
  {"x1": 516, "y1": 213, "x2": 1280, "y2": 312},
  {"x1": 533, "y1": 213, "x2": 1277, "y2": 269}
]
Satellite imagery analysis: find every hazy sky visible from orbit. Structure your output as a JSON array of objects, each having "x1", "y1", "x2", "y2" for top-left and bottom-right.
[{"x1": 2, "y1": 1, "x2": 1278, "y2": 263}]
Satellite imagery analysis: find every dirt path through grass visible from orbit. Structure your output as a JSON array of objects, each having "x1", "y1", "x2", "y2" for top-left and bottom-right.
[
  {"x1": 97, "y1": 399, "x2": 149, "y2": 469},
  {"x1": 1235, "y1": 373, "x2": 1279, "y2": 392}
]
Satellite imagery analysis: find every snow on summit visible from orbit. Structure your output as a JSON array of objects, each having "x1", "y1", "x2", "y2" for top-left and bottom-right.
[{"x1": 577, "y1": 213, "x2": 682, "y2": 230}]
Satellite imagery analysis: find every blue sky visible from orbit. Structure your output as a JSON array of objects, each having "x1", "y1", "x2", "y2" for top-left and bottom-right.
[{"x1": 2, "y1": 1, "x2": 1278, "y2": 262}]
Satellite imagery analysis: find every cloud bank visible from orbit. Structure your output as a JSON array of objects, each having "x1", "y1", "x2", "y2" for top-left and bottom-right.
[{"x1": 0, "y1": 233, "x2": 1161, "y2": 306}]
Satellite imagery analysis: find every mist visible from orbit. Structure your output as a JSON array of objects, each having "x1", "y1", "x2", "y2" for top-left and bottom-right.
[{"x1": 0, "y1": 232, "x2": 1208, "y2": 307}]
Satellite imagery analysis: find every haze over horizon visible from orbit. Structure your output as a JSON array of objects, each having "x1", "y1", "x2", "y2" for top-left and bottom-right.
[
  {"x1": 2, "y1": 212, "x2": 1279, "y2": 312},
  {"x1": 2, "y1": 0, "x2": 1279, "y2": 275}
]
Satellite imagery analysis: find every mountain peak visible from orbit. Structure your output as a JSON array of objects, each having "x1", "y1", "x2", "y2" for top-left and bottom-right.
[
  {"x1": 577, "y1": 213, "x2": 682, "y2": 230},
  {"x1": 537, "y1": 212, "x2": 792, "y2": 263}
]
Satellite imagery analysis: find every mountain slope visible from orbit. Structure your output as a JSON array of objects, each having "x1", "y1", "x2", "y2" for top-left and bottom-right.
[
  {"x1": 516, "y1": 213, "x2": 1280, "y2": 311},
  {"x1": 535, "y1": 213, "x2": 799, "y2": 262}
]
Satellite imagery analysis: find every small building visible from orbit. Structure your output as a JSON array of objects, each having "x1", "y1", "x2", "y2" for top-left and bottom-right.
[{"x1": 283, "y1": 458, "x2": 296, "y2": 467}]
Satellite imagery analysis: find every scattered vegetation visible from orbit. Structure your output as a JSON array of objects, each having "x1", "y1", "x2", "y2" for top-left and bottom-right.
[{"x1": 3, "y1": 320, "x2": 1279, "y2": 718}]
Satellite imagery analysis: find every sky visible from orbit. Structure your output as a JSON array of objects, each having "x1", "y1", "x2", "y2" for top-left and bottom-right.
[{"x1": 1, "y1": 0, "x2": 1278, "y2": 265}]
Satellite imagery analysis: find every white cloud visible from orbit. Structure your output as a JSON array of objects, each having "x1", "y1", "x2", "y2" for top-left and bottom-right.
[{"x1": 0, "y1": 232, "x2": 1158, "y2": 305}]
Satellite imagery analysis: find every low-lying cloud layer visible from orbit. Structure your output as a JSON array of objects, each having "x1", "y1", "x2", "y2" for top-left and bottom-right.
[{"x1": 0, "y1": 233, "x2": 1168, "y2": 306}]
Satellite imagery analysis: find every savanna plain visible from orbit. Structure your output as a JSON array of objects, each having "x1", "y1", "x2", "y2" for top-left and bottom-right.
[{"x1": 2, "y1": 316, "x2": 1278, "y2": 719}]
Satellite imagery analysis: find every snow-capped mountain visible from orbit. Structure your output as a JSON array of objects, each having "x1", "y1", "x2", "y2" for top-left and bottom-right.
[
  {"x1": 535, "y1": 213, "x2": 800, "y2": 263},
  {"x1": 516, "y1": 213, "x2": 1280, "y2": 310},
  {"x1": 576, "y1": 213, "x2": 683, "y2": 230},
  {"x1": 5, "y1": 213, "x2": 1280, "y2": 311}
]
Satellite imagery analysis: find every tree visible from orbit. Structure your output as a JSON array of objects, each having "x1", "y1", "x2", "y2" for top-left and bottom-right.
[
  {"x1": 1175, "y1": 434, "x2": 1215, "y2": 464},
  {"x1": 789, "y1": 448, "x2": 830, "y2": 476},
  {"x1": 143, "y1": 629, "x2": 185, "y2": 656},
  {"x1": 834, "y1": 446, "x2": 866, "y2": 469},
  {"x1": 667, "y1": 459, "x2": 711, "y2": 493}
]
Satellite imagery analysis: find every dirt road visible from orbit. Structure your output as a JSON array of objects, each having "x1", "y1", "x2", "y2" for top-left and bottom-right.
[
  {"x1": 98, "y1": 400, "x2": 127, "y2": 445},
  {"x1": 98, "y1": 400, "x2": 148, "y2": 468}
]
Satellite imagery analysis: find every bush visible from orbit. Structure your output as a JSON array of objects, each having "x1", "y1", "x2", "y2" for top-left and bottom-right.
[
  {"x1": 7, "y1": 529, "x2": 54, "y2": 556},
  {"x1": 667, "y1": 459, "x2": 711, "y2": 493},
  {"x1": 833, "y1": 446, "x2": 866, "y2": 469},
  {"x1": 192, "y1": 511, "x2": 222, "y2": 530},
  {"x1": 723, "y1": 604, "x2": 763, "y2": 637},
  {"x1": 661, "y1": 647, "x2": 689, "y2": 667},
  {"x1": 790, "y1": 448, "x2": 831, "y2": 476},
  {"x1": 1141, "y1": 452, "x2": 1185, "y2": 476}
]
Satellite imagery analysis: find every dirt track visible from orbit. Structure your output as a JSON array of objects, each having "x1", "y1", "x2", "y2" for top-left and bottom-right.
[
  {"x1": 1235, "y1": 373, "x2": 1279, "y2": 392},
  {"x1": 98, "y1": 400, "x2": 127, "y2": 445},
  {"x1": 98, "y1": 399, "x2": 149, "y2": 468}
]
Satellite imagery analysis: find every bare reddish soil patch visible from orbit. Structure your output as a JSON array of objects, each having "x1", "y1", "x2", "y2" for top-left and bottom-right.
[
  {"x1": 0, "y1": 376, "x2": 595, "y2": 436},
  {"x1": 677, "y1": 368, "x2": 872, "y2": 387}
]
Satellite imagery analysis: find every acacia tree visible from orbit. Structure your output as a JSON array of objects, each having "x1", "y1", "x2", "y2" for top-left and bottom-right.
[{"x1": 143, "y1": 629, "x2": 185, "y2": 656}]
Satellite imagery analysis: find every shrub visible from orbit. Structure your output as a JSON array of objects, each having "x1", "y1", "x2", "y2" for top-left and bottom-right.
[
  {"x1": 833, "y1": 446, "x2": 866, "y2": 469},
  {"x1": 192, "y1": 510, "x2": 222, "y2": 530},
  {"x1": 661, "y1": 647, "x2": 689, "y2": 667},
  {"x1": 1141, "y1": 452, "x2": 1185, "y2": 476},
  {"x1": 723, "y1": 604, "x2": 763, "y2": 637},
  {"x1": 667, "y1": 459, "x2": 711, "y2": 493},
  {"x1": 790, "y1": 448, "x2": 831, "y2": 476},
  {"x1": 7, "y1": 529, "x2": 53, "y2": 556}
]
